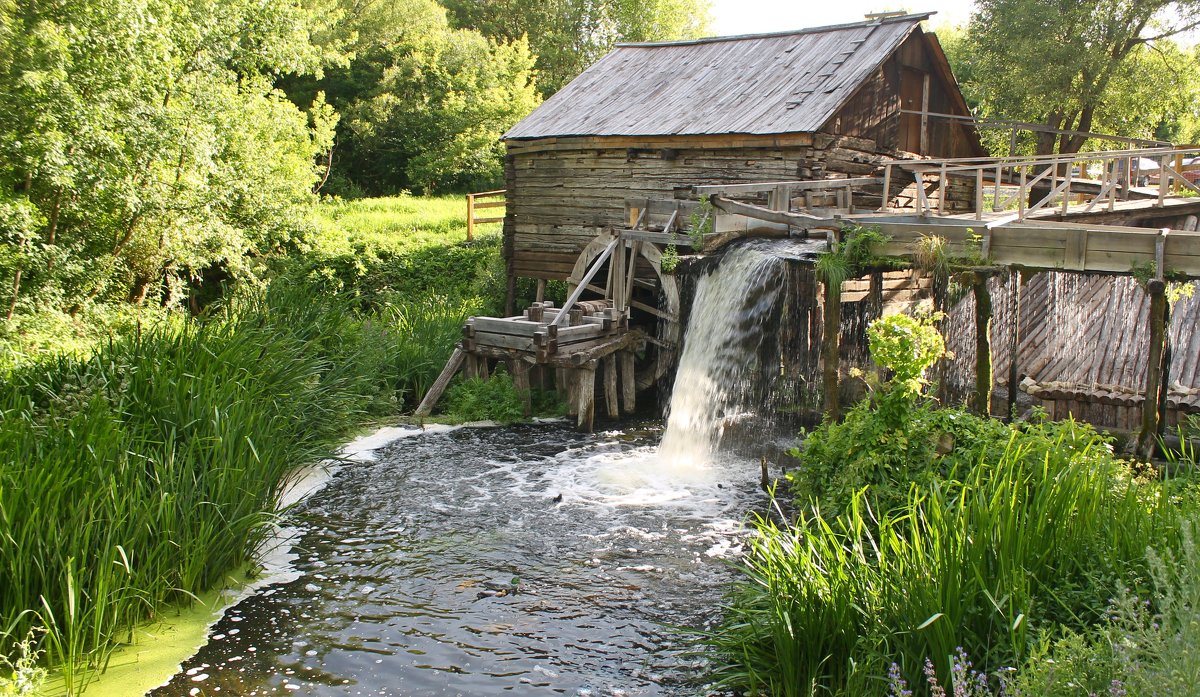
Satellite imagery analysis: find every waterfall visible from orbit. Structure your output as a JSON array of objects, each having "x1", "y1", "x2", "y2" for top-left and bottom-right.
[{"x1": 658, "y1": 239, "x2": 820, "y2": 465}]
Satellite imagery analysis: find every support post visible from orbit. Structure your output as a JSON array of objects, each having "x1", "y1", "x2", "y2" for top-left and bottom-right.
[
  {"x1": 970, "y1": 273, "x2": 993, "y2": 416},
  {"x1": 1006, "y1": 270, "x2": 1024, "y2": 421},
  {"x1": 560, "y1": 368, "x2": 577, "y2": 416},
  {"x1": 576, "y1": 362, "x2": 597, "y2": 432},
  {"x1": 415, "y1": 347, "x2": 466, "y2": 417},
  {"x1": 620, "y1": 350, "x2": 636, "y2": 414},
  {"x1": 1138, "y1": 279, "x2": 1168, "y2": 458},
  {"x1": 821, "y1": 273, "x2": 842, "y2": 420},
  {"x1": 603, "y1": 354, "x2": 619, "y2": 418},
  {"x1": 466, "y1": 193, "x2": 475, "y2": 241}
]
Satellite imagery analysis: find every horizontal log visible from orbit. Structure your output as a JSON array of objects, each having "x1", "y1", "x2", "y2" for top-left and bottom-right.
[
  {"x1": 468, "y1": 317, "x2": 545, "y2": 336},
  {"x1": 471, "y1": 331, "x2": 536, "y2": 352}
]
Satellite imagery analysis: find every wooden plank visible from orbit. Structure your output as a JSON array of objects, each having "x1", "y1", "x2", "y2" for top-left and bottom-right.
[
  {"x1": 473, "y1": 332, "x2": 536, "y2": 351},
  {"x1": 620, "y1": 350, "x2": 636, "y2": 413},
  {"x1": 692, "y1": 177, "x2": 881, "y2": 195},
  {"x1": 473, "y1": 201, "x2": 506, "y2": 209},
  {"x1": 469, "y1": 317, "x2": 545, "y2": 336},
  {"x1": 557, "y1": 237, "x2": 619, "y2": 326}
]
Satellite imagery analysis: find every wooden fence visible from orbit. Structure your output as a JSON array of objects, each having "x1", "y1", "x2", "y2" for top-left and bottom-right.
[{"x1": 466, "y1": 189, "x2": 506, "y2": 241}]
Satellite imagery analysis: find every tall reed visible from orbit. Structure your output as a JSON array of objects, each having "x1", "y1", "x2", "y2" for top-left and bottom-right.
[
  {"x1": 706, "y1": 421, "x2": 1194, "y2": 697},
  {"x1": 0, "y1": 283, "x2": 461, "y2": 693}
]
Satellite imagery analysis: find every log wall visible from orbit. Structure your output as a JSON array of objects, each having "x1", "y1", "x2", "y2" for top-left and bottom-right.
[{"x1": 504, "y1": 132, "x2": 978, "y2": 281}]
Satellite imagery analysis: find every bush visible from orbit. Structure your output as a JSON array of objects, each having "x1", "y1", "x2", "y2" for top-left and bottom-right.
[{"x1": 1008, "y1": 520, "x2": 1200, "y2": 697}]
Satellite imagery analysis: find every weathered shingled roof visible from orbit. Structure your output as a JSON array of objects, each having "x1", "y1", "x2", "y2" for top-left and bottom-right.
[{"x1": 504, "y1": 12, "x2": 933, "y2": 140}]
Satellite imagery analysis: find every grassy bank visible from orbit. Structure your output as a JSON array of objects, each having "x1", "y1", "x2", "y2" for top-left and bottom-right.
[
  {"x1": 0, "y1": 195, "x2": 500, "y2": 693},
  {"x1": 705, "y1": 314, "x2": 1200, "y2": 696}
]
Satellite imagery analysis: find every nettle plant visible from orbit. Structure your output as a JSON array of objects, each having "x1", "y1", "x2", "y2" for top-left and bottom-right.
[{"x1": 867, "y1": 312, "x2": 947, "y2": 427}]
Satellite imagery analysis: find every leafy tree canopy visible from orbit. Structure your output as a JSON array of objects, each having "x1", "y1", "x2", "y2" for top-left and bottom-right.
[
  {"x1": 442, "y1": 0, "x2": 711, "y2": 96},
  {"x1": 0, "y1": 0, "x2": 342, "y2": 314},
  {"x1": 950, "y1": 0, "x2": 1200, "y2": 154}
]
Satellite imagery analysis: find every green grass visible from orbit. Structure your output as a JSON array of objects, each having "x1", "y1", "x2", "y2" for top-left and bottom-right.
[
  {"x1": 0, "y1": 281, "x2": 476, "y2": 694},
  {"x1": 0, "y1": 195, "x2": 523, "y2": 693},
  {"x1": 284, "y1": 194, "x2": 507, "y2": 313},
  {"x1": 310, "y1": 194, "x2": 503, "y2": 254}
]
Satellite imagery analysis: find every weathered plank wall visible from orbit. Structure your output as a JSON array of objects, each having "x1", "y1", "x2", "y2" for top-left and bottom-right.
[{"x1": 504, "y1": 132, "x2": 978, "y2": 281}]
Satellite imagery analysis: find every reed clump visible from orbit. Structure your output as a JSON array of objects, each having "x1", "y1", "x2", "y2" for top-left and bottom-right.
[
  {"x1": 0, "y1": 282, "x2": 474, "y2": 693},
  {"x1": 704, "y1": 313, "x2": 1200, "y2": 697}
]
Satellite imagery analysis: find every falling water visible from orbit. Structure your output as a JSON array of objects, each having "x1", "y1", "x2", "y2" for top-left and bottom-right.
[{"x1": 658, "y1": 239, "x2": 822, "y2": 465}]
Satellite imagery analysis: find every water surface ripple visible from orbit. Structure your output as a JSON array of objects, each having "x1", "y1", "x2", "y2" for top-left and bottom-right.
[{"x1": 154, "y1": 423, "x2": 766, "y2": 696}]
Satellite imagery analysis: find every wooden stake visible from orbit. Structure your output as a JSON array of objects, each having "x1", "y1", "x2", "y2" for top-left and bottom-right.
[
  {"x1": 603, "y1": 354, "x2": 619, "y2": 418},
  {"x1": 971, "y1": 275, "x2": 993, "y2": 416},
  {"x1": 511, "y1": 360, "x2": 532, "y2": 418},
  {"x1": 415, "y1": 347, "x2": 466, "y2": 417},
  {"x1": 576, "y1": 362, "x2": 597, "y2": 432},
  {"x1": 822, "y1": 276, "x2": 841, "y2": 420},
  {"x1": 1006, "y1": 270, "x2": 1024, "y2": 421},
  {"x1": 1138, "y1": 280, "x2": 1168, "y2": 458},
  {"x1": 620, "y1": 350, "x2": 636, "y2": 414}
]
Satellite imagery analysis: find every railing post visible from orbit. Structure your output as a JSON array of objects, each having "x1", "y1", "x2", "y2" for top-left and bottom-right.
[
  {"x1": 938, "y1": 162, "x2": 947, "y2": 215},
  {"x1": 880, "y1": 163, "x2": 892, "y2": 212},
  {"x1": 466, "y1": 193, "x2": 476, "y2": 241}
]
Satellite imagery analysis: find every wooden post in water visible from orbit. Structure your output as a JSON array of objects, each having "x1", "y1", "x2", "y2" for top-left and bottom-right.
[
  {"x1": 415, "y1": 347, "x2": 466, "y2": 417},
  {"x1": 620, "y1": 350, "x2": 636, "y2": 414},
  {"x1": 970, "y1": 272, "x2": 993, "y2": 416},
  {"x1": 510, "y1": 359, "x2": 532, "y2": 418},
  {"x1": 576, "y1": 362, "x2": 597, "y2": 432},
  {"x1": 1138, "y1": 279, "x2": 1168, "y2": 458},
  {"x1": 603, "y1": 354, "x2": 619, "y2": 418}
]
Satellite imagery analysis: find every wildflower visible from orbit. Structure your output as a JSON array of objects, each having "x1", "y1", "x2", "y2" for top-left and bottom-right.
[{"x1": 887, "y1": 662, "x2": 913, "y2": 697}]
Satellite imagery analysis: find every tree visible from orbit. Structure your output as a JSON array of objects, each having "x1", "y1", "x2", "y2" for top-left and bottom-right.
[
  {"x1": 280, "y1": 0, "x2": 540, "y2": 196},
  {"x1": 0, "y1": 0, "x2": 341, "y2": 314},
  {"x1": 442, "y1": 0, "x2": 711, "y2": 96},
  {"x1": 346, "y1": 28, "x2": 540, "y2": 193},
  {"x1": 960, "y1": 0, "x2": 1200, "y2": 154}
]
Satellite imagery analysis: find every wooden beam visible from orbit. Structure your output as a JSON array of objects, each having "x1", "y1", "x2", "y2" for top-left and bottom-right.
[
  {"x1": 1006, "y1": 270, "x2": 1024, "y2": 421},
  {"x1": 558, "y1": 237, "x2": 619, "y2": 326},
  {"x1": 620, "y1": 350, "x2": 636, "y2": 413},
  {"x1": 603, "y1": 354, "x2": 619, "y2": 418},
  {"x1": 692, "y1": 178, "x2": 880, "y2": 195},
  {"x1": 710, "y1": 195, "x2": 833, "y2": 227},
  {"x1": 971, "y1": 276, "x2": 993, "y2": 416},
  {"x1": 415, "y1": 347, "x2": 466, "y2": 417}
]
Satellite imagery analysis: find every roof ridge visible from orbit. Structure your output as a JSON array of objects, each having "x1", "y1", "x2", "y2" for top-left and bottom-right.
[{"x1": 614, "y1": 11, "x2": 934, "y2": 48}]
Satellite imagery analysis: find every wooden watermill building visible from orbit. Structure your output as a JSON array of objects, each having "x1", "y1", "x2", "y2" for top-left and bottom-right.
[{"x1": 500, "y1": 11, "x2": 985, "y2": 302}]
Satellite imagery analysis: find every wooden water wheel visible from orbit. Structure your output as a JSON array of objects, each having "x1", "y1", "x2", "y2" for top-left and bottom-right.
[{"x1": 567, "y1": 228, "x2": 680, "y2": 391}]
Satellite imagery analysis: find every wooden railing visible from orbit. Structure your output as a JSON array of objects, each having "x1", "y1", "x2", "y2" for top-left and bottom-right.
[
  {"x1": 883, "y1": 145, "x2": 1200, "y2": 220},
  {"x1": 466, "y1": 189, "x2": 506, "y2": 240}
]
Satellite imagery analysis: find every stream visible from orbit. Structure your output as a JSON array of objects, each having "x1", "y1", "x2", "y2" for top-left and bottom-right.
[
  {"x1": 154, "y1": 241, "x2": 802, "y2": 696},
  {"x1": 152, "y1": 423, "x2": 769, "y2": 696}
]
